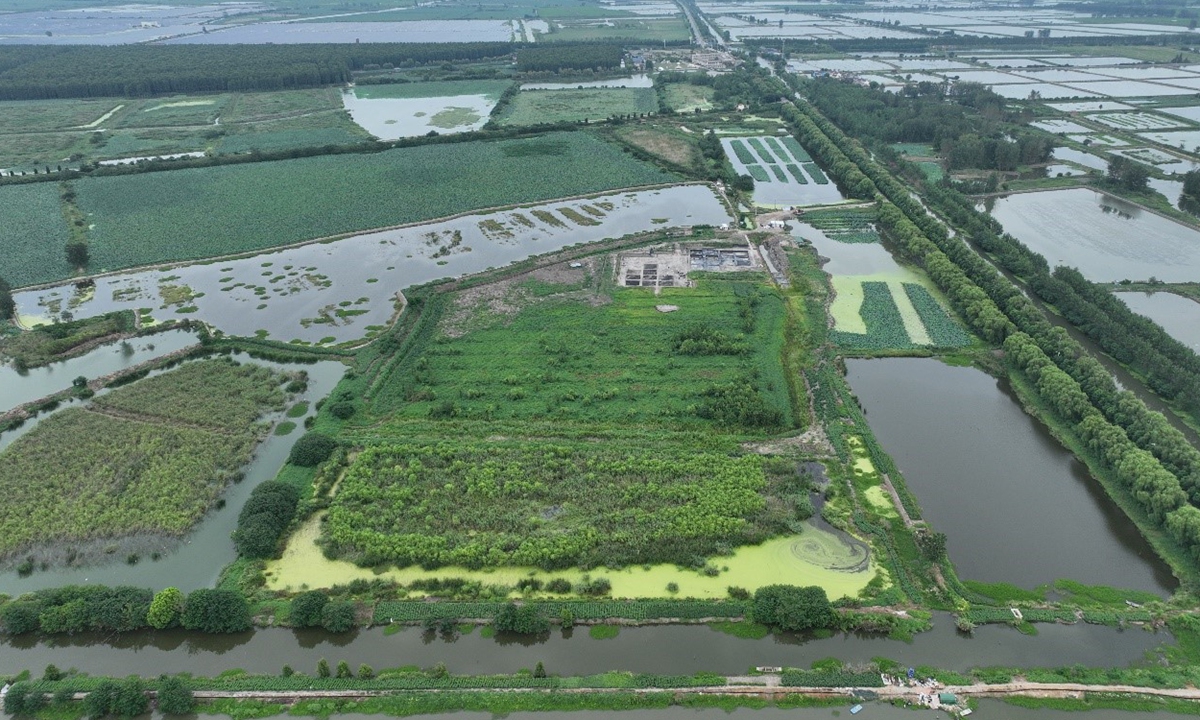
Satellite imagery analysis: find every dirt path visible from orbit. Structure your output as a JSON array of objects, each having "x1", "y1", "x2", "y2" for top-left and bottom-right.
[{"x1": 121, "y1": 679, "x2": 1200, "y2": 703}]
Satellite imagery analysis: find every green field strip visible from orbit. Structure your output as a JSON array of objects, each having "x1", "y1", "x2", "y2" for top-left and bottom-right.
[
  {"x1": 746, "y1": 164, "x2": 770, "y2": 182},
  {"x1": 802, "y1": 161, "x2": 829, "y2": 185},
  {"x1": 764, "y1": 136, "x2": 792, "y2": 163},
  {"x1": 903, "y1": 283, "x2": 972, "y2": 347},
  {"x1": 747, "y1": 137, "x2": 778, "y2": 164},
  {"x1": 769, "y1": 164, "x2": 788, "y2": 182},
  {"x1": 783, "y1": 136, "x2": 812, "y2": 162},
  {"x1": 887, "y1": 280, "x2": 931, "y2": 346},
  {"x1": 785, "y1": 164, "x2": 809, "y2": 184},
  {"x1": 728, "y1": 139, "x2": 756, "y2": 165}
]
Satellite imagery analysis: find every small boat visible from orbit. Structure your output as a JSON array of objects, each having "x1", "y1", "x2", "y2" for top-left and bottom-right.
[{"x1": 849, "y1": 704, "x2": 863, "y2": 715}]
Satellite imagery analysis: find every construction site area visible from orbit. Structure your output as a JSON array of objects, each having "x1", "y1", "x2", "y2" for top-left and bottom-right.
[{"x1": 616, "y1": 243, "x2": 762, "y2": 290}]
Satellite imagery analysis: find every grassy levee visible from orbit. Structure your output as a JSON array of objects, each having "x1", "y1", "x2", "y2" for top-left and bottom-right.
[
  {"x1": 4, "y1": 132, "x2": 676, "y2": 287},
  {"x1": 0, "y1": 359, "x2": 293, "y2": 561}
]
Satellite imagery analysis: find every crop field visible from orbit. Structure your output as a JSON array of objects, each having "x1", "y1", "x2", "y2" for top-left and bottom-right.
[
  {"x1": 802, "y1": 208, "x2": 880, "y2": 244},
  {"x1": 34, "y1": 133, "x2": 677, "y2": 284},
  {"x1": 367, "y1": 274, "x2": 793, "y2": 429},
  {"x1": 323, "y1": 443, "x2": 776, "y2": 570},
  {"x1": 720, "y1": 135, "x2": 841, "y2": 205},
  {"x1": 831, "y1": 280, "x2": 968, "y2": 351},
  {"x1": 499, "y1": 88, "x2": 658, "y2": 126},
  {"x1": 0, "y1": 182, "x2": 73, "y2": 287},
  {"x1": 0, "y1": 359, "x2": 289, "y2": 557}
]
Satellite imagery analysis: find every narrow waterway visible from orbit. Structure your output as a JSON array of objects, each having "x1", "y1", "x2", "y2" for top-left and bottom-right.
[{"x1": 0, "y1": 614, "x2": 1166, "y2": 677}]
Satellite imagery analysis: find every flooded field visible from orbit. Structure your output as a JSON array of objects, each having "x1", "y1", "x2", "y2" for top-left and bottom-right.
[
  {"x1": 0, "y1": 329, "x2": 197, "y2": 413},
  {"x1": 721, "y1": 136, "x2": 844, "y2": 206},
  {"x1": 845, "y1": 357, "x2": 1176, "y2": 593},
  {"x1": 163, "y1": 20, "x2": 515, "y2": 44},
  {"x1": 983, "y1": 188, "x2": 1200, "y2": 282},
  {"x1": 0, "y1": 611, "x2": 1167, "y2": 677},
  {"x1": 1115, "y1": 291, "x2": 1200, "y2": 351},
  {"x1": 13, "y1": 186, "x2": 731, "y2": 346},
  {"x1": 341, "y1": 82, "x2": 507, "y2": 139},
  {"x1": 0, "y1": 356, "x2": 345, "y2": 595},
  {"x1": 522, "y1": 75, "x2": 653, "y2": 90}
]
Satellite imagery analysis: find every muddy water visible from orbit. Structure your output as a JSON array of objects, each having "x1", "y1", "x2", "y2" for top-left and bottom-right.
[
  {"x1": 845, "y1": 358, "x2": 1176, "y2": 593},
  {"x1": 0, "y1": 329, "x2": 197, "y2": 412},
  {"x1": 984, "y1": 187, "x2": 1200, "y2": 282},
  {"x1": 1114, "y1": 291, "x2": 1200, "y2": 351},
  {"x1": 0, "y1": 613, "x2": 1165, "y2": 677},
  {"x1": 14, "y1": 186, "x2": 731, "y2": 345},
  {"x1": 0, "y1": 356, "x2": 346, "y2": 595},
  {"x1": 341, "y1": 92, "x2": 495, "y2": 140}
]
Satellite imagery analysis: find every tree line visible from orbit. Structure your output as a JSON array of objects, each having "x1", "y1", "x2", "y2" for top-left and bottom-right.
[
  {"x1": 515, "y1": 45, "x2": 624, "y2": 73},
  {"x1": 773, "y1": 73, "x2": 1200, "y2": 570},
  {"x1": 801, "y1": 78, "x2": 1053, "y2": 172},
  {"x1": 0, "y1": 585, "x2": 250, "y2": 636},
  {"x1": 0, "y1": 43, "x2": 514, "y2": 100}
]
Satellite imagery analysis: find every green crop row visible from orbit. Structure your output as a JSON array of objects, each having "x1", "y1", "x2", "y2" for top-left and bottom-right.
[
  {"x1": 785, "y1": 164, "x2": 809, "y2": 184},
  {"x1": 783, "y1": 136, "x2": 812, "y2": 162},
  {"x1": 902, "y1": 283, "x2": 971, "y2": 347},
  {"x1": 728, "y1": 139, "x2": 757, "y2": 165},
  {"x1": 831, "y1": 281, "x2": 914, "y2": 351},
  {"x1": 770, "y1": 164, "x2": 787, "y2": 182},
  {"x1": 373, "y1": 599, "x2": 749, "y2": 623},
  {"x1": 746, "y1": 164, "x2": 770, "y2": 182},
  {"x1": 802, "y1": 162, "x2": 829, "y2": 184},
  {"x1": 781, "y1": 669, "x2": 883, "y2": 688},
  {"x1": 747, "y1": 137, "x2": 778, "y2": 164}
]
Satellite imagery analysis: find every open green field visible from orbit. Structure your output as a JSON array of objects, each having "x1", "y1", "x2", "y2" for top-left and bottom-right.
[
  {"x1": 0, "y1": 88, "x2": 367, "y2": 170},
  {"x1": 366, "y1": 274, "x2": 794, "y2": 427},
  {"x1": 0, "y1": 182, "x2": 73, "y2": 288},
  {"x1": 500, "y1": 88, "x2": 659, "y2": 126},
  {"x1": 663, "y1": 83, "x2": 715, "y2": 113},
  {"x1": 310, "y1": 0, "x2": 637, "y2": 21},
  {"x1": 3, "y1": 132, "x2": 675, "y2": 286},
  {"x1": 353, "y1": 80, "x2": 511, "y2": 100},
  {"x1": 0, "y1": 359, "x2": 290, "y2": 558},
  {"x1": 541, "y1": 17, "x2": 690, "y2": 42}
]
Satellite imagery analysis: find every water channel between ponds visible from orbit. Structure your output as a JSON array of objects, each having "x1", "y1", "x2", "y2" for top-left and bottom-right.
[
  {"x1": 0, "y1": 352, "x2": 347, "y2": 595},
  {"x1": 844, "y1": 357, "x2": 1176, "y2": 594},
  {"x1": 13, "y1": 185, "x2": 731, "y2": 346},
  {"x1": 0, "y1": 613, "x2": 1167, "y2": 677}
]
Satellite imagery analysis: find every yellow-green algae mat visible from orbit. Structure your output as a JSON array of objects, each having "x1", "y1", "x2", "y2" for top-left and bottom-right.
[{"x1": 266, "y1": 514, "x2": 880, "y2": 600}]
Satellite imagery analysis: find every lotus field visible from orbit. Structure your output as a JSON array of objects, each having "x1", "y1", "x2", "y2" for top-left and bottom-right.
[
  {"x1": 832, "y1": 281, "x2": 970, "y2": 351},
  {"x1": 14, "y1": 133, "x2": 676, "y2": 285},
  {"x1": 0, "y1": 183, "x2": 73, "y2": 287}
]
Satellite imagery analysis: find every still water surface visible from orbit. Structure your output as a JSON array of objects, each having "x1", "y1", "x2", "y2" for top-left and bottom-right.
[{"x1": 845, "y1": 357, "x2": 1176, "y2": 593}]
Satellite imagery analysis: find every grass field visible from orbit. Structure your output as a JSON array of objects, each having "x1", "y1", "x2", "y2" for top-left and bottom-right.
[
  {"x1": 353, "y1": 80, "x2": 511, "y2": 100},
  {"x1": 500, "y1": 88, "x2": 659, "y2": 126},
  {"x1": 830, "y1": 279, "x2": 969, "y2": 351},
  {"x1": 663, "y1": 84, "x2": 715, "y2": 113},
  {"x1": 20, "y1": 132, "x2": 678, "y2": 284},
  {"x1": 0, "y1": 182, "x2": 73, "y2": 288},
  {"x1": 0, "y1": 359, "x2": 289, "y2": 558},
  {"x1": 541, "y1": 17, "x2": 690, "y2": 42},
  {"x1": 0, "y1": 88, "x2": 368, "y2": 171},
  {"x1": 366, "y1": 275, "x2": 794, "y2": 429},
  {"x1": 613, "y1": 125, "x2": 701, "y2": 167}
]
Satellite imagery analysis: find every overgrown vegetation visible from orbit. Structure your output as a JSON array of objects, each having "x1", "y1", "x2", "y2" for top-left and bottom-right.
[{"x1": 0, "y1": 359, "x2": 290, "y2": 558}]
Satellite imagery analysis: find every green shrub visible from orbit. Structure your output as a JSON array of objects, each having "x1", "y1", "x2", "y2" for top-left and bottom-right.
[
  {"x1": 181, "y1": 589, "x2": 251, "y2": 634},
  {"x1": 494, "y1": 603, "x2": 549, "y2": 635},
  {"x1": 752, "y1": 585, "x2": 833, "y2": 631},
  {"x1": 156, "y1": 676, "x2": 195, "y2": 715},
  {"x1": 288, "y1": 432, "x2": 338, "y2": 467},
  {"x1": 290, "y1": 590, "x2": 329, "y2": 628},
  {"x1": 321, "y1": 601, "x2": 357, "y2": 633}
]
